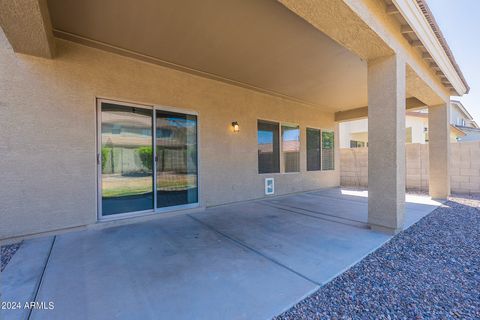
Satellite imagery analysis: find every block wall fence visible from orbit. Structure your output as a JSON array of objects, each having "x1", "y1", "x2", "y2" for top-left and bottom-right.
[{"x1": 340, "y1": 141, "x2": 480, "y2": 194}]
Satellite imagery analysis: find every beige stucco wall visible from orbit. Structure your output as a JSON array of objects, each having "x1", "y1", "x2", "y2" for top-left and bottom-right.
[
  {"x1": 0, "y1": 38, "x2": 339, "y2": 240},
  {"x1": 340, "y1": 142, "x2": 480, "y2": 194}
]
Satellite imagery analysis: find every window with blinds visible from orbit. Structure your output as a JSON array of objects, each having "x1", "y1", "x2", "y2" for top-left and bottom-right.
[
  {"x1": 306, "y1": 128, "x2": 321, "y2": 171},
  {"x1": 322, "y1": 130, "x2": 335, "y2": 170},
  {"x1": 258, "y1": 120, "x2": 280, "y2": 174},
  {"x1": 281, "y1": 125, "x2": 300, "y2": 172}
]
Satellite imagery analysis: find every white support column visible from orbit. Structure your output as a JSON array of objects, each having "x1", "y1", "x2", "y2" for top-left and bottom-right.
[
  {"x1": 367, "y1": 55, "x2": 406, "y2": 234},
  {"x1": 428, "y1": 102, "x2": 451, "y2": 199}
]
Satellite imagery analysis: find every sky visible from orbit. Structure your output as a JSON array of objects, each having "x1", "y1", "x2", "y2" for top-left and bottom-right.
[{"x1": 426, "y1": 0, "x2": 480, "y2": 121}]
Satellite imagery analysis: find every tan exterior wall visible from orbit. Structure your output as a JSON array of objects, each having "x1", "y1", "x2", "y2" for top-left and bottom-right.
[
  {"x1": 340, "y1": 141, "x2": 480, "y2": 194},
  {"x1": 0, "y1": 39, "x2": 339, "y2": 240},
  {"x1": 341, "y1": 147, "x2": 369, "y2": 188}
]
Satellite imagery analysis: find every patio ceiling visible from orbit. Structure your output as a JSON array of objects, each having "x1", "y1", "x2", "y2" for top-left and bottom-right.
[{"x1": 47, "y1": 0, "x2": 368, "y2": 111}]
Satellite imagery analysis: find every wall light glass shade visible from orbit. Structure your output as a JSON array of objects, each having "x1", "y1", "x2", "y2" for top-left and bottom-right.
[{"x1": 232, "y1": 121, "x2": 240, "y2": 133}]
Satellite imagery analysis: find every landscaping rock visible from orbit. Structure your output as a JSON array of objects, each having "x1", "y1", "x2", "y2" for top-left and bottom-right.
[
  {"x1": 276, "y1": 195, "x2": 480, "y2": 319},
  {"x1": 1, "y1": 242, "x2": 22, "y2": 272}
]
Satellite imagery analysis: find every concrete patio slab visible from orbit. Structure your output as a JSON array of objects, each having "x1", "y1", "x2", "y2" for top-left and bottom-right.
[
  {"x1": 30, "y1": 215, "x2": 317, "y2": 320},
  {"x1": 1, "y1": 188, "x2": 441, "y2": 320},
  {"x1": 193, "y1": 201, "x2": 391, "y2": 285},
  {"x1": 273, "y1": 189, "x2": 441, "y2": 228},
  {"x1": 1, "y1": 237, "x2": 54, "y2": 320}
]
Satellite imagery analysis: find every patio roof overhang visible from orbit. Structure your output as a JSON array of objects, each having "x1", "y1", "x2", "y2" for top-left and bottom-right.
[
  {"x1": 0, "y1": 0, "x2": 468, "y2": 111},
  {"x1": 334, "y1": 97, "x2": 426, "y2": 122},
  {"x1": 0, "y1": 0, "x2": 55, "y2": 58}
]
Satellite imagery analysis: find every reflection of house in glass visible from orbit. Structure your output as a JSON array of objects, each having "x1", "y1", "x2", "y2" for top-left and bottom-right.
[
  {"x1": 100, "y1": 105, "x2": 198, "y2": 215},
  {"x1": 156, "y1": 114, "x2": 197, "y2": 183},
  {"x1": 100, "y1": 105, "x2": 154, "y2": 215},
  {"x1": 101, "y1": 108, "x2": 153, "y2": 176},
  {"x1": 156, "y1": 111, "x2": 198, "y2": 208},
  {"x1": 282, "y1": 126, "x2": 300, "y2": 172},
  {"x1": 258, "y1": 123, "x2": 279, "y2": 174}
]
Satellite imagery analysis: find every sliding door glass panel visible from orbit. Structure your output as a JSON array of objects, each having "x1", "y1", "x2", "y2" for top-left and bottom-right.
[
  {"x1": 101, "y1": 103, "x2": 154, "y2": 215},
  {"x1": 282, "y1": 125, "x2": 300, "y2": 172},
  {"x1": 156, "y1": 111, "x2": 198, "y2": 208}
]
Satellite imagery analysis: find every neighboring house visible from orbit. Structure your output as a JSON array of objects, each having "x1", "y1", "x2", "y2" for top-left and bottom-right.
[
  {"x1": 450, "y1": 100, "x2": 480, "y2": 142},
  {"x1": 340, "y1": 111, "x2": 430, "y2": 147},
  {"x1": 405, "y1": 109, "x2": 467, "y2": 143},
  {"x1": 341, "y1": 101, "x2": 478, "y2": 147},
  {"x1": 450, "y1": 100, "x2": 478, "y2": 128},
  {"x1": 0, "y1": 0, "x2": 469, "y2": 238}
]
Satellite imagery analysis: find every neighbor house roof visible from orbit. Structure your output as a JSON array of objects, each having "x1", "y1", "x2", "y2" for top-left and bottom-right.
[
  {"x1": 415, "y1": 0, "x2": 470, "y2": 93},
  {"x1": 406, "y1": 102, "x2": 479, "y2": 129},
  {"x1": 450, "y1": 100, "x2": 475, "y2": 121},
  {"x1": 450, "y1": 125, "x2": 466, "y2": 138}
]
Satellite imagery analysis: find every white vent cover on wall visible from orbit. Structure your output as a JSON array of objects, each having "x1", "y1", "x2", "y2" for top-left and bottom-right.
[{"x1": 265, "y1": 178, "x2": 274, "y2": 195}]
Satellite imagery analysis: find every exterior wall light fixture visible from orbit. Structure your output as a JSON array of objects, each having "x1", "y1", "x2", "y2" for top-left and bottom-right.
[{"x1": 232, "y1": 121, "x2": 240, "y2": 133}]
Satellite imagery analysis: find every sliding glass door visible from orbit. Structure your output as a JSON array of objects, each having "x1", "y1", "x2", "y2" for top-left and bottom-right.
[
  {"x1": 156, "y1": 111, "x2": 198, "y2": 208},
  {"x1": 98, "y1": 100, "x2": 198, "y2": 218},
  {"x1": 100, "y1": 103, "x2": 154, "y2": 216}
]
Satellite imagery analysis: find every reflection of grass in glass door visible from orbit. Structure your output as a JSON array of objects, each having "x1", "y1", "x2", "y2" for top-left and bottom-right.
[
  {"x1": 102, "y1": 175, "x2": 195, "y2": 197},
  {"x1": 102, "y1": 177, "x2": 152, "y2": 197},
  {"x1": 157, "y1": 173, "x2": 196, "y2": 191},
  {"x1": 102, "y1": 146, "x2": 153, "y2": 198}
]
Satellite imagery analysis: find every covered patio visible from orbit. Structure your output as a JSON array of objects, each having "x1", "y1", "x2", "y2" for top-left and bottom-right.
[
  {"x1": 1, "y1": 189, "x2": 441, "y2": 320},
  {"x1": 0, "y1": 0, "x2": 469, "y2": 242}
]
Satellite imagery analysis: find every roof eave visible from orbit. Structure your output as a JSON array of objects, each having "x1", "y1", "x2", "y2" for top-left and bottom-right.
[{"x1": 392, "y1": 0, "x2": 469, "y2": 95}]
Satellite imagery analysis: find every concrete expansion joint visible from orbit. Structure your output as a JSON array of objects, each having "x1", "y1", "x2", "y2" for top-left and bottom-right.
[
  {"x1": 186, "y1": 213, "x2": 322, "y2": 287},
  {"x1": 259, "y1": 200, "x2": 369, "y2": 230},
  {"x1": 27, "y1": 236, "x2": 56, "y2": 320}
]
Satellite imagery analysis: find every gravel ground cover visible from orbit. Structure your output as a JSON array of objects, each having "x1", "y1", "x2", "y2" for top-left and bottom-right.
[
  {"x1": 276, "y1": 195, "x2": 480, "y2": 319},
  {"x1": 1, "y1": 242, "x2": 22, "y2": 272}
]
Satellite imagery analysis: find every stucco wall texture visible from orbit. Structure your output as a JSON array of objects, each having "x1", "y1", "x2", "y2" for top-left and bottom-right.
[
  {"x1": 340, "y1": 142, "x2": 480, "y2": 194},
  {"x1": 0, "y1": 39, "x2": 339, "y2": 240}
]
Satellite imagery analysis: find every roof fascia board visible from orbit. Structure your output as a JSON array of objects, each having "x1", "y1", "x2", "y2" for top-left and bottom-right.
[{"x1": 392, "y1": 0, "x2": 467, "y2": 95}]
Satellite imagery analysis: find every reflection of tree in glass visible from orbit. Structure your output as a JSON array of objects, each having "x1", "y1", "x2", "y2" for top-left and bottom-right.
[
  {"x1": 101, "y1": 147, "x2": 110, "y2": 171},
  {"x1": 322, "y1": 131, "x2": 335, "y2": 170},
  {"x1": 102, "y1": 137, "x2": 115, "y2": 172},
  {"x1": 138, "y1": 146, "x2": 153, "y2": 171},
  {"x1": 322, "y1": 131, "x2": 334, "y2": 149}
]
